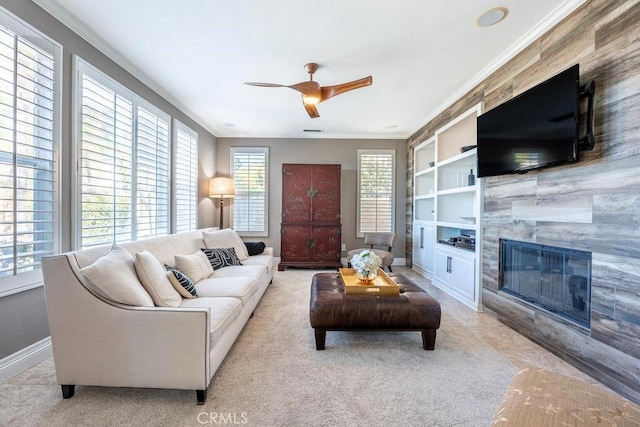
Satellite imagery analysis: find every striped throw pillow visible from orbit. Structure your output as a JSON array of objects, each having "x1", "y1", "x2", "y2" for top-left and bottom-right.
[
  {"x1": 164, "y1": 264, "x2": 198, "y2": 298},
  {"x1": 201, "y1": 247, "x2": 242, "y2": 270}
]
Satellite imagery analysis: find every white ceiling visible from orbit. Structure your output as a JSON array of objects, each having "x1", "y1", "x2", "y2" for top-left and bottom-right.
[{"x1": 35, "y1": 0, "x2": 584, "y2": 139}]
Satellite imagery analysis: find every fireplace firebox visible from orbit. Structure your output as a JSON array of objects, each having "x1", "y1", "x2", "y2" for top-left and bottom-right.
[{"x1": 500, "y1": 239, "x2": 591, "y2": 327}]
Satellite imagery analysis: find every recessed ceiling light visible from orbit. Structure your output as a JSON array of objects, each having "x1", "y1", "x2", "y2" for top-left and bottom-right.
[
  {"x1": 224, "y1": 122, "x2": 236, "y2": 128},
  {"x1": 474, "y1": 7, "x2": 508, "y2": 27},
  {"x1": 385, "y1": 124, "x2": 398, "y2": 130}
]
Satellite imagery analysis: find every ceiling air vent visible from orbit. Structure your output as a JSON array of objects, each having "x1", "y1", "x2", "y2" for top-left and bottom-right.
[{"x1": 303, "y1": 129, "x2": 323, "y2": 133}]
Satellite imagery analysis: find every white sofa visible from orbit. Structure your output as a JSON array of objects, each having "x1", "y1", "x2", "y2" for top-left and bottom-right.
[{"x1": 42, "y1": 229, "x2": 274, "y2": 404}]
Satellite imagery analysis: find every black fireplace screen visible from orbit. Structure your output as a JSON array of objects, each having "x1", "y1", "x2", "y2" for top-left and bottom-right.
[{"x1": 500, "y1": 239, "x2": 591, "y2": 327}]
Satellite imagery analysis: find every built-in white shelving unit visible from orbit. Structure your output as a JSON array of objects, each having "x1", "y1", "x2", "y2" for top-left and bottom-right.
[{"x1": 412, "y1": 103, "x2": 483, "y2": 311}]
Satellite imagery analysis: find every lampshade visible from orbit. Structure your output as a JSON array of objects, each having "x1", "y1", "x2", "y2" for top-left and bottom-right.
[{"x1": 209, "y1": 177, "x2": 235, "y2": 198}]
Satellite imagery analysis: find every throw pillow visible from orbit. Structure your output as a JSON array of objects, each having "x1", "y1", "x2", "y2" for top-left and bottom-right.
[
  {"x1": 244, "y1": 241, "x2": 266, "y2": 256},
  {"x1": 134, "y1": 251, "x2": 182, "y2": 307},
  {"x1": 79, "y1": 244, "x2": 154, "y2": 307},
  {"x1": 201, "y1": 247, "x2": 243, "y2": 270},
  {"x1": 174, "y1": 250, "x2": 214, "y2": 283},
  {"x1": 165, "y1": 264, "x2": 198, "y2": 298},
  {"x1": 203, "y1": 229, "x2": 249, "y2": 261}
]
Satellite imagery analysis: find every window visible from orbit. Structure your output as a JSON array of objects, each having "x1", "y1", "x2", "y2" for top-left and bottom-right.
[
  {"x1": 76, "y1": 58, "x2": 170, "y2": 248},
  {"x1": 173, "y1": 120, "x2": 198, "y2": 233},
  {"x1": 231, "y1": 147, "x2": 268, "y2": 236},
  {"x1": 0, "y1": 10, "x2": 60, "y2": 294},
  {"x1": 357, "y1": 149, "x2": 395, "y2": 237}
]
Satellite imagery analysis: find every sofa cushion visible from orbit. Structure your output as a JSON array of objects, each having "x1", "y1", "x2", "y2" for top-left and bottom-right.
[
  {"x1": 134, "y1": 251, "x2": 182, "y2": 307},
  {"x1": 79, "y1": 244, "x2": 154, "y2": 307},
  {"x1": 174, "y1": 251, "x2": 214, "y2": 283},
  {"x1": 203, "y1": 229, "x2": 249, "y2": 261},
  {"x1": 196, "y1": 276, "x2": 259, "y2": 305},
  {"x1": 201, "y1": 247, "x2": 242, "y2": 270},
  {"x1": 180, "y1": 297, "x2": 242, "y2": 345},
  {"x1": 165, "y1": 264, "x2": 198, "y2": 298},
  {"x1": 240, "y1": 254, "x2": 273, "y2": 271},
  {"x1": 213, "y1": 264, "x2": 266, "y2": 281}
]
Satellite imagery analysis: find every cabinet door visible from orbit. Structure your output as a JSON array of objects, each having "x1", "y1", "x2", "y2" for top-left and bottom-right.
[
  {"x1": 311, "y1": 165, "x2": 341, "y2": 223},
  {"x1": 450, "y1": 255, "x2": 475, "y2": 300},
  {"x1": 280, "y1": 225, "x2": 311, "y2": 261},
  {"x1": 412, "y1": 224, "x2": 424, "y2": 269},
  {"x1": 433, "y1": 248, "x2": 451, "y2": 287},
  {"x1": 423, "y1": 226, "x2": 435, "y2": 274},
  {"x1": 310, "y1": 225, "x2": 341, "y2": 261},
  {"x1": 281, "y1": 164, "x2": 312, "y2": 223}
]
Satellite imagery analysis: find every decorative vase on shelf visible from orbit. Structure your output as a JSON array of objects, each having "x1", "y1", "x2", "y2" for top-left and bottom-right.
[
  {"x1": 350, "y1": 249, "x2": 382, "y2": 284},
  {"x1": 468, "y1": 169, "x2": 475, "y2": 186}
]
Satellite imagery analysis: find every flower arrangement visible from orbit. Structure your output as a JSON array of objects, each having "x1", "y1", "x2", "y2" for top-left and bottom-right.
[{"x1": 350, "y1": 249, "x2": 382, "y2": 282}]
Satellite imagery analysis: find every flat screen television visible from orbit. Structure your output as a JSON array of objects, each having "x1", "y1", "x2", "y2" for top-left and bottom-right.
[{"x1": 477, "y1": 64, "x2": 580, "y2": 178}]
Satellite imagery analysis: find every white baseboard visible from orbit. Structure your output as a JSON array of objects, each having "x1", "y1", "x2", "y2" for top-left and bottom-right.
[{"x1": 0, "y1": 337, "x2": 52, "y2": 384}]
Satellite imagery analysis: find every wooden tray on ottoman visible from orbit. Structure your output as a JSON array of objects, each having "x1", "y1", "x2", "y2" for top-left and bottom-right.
[{"x1": 339, "y1": 268, "x2": 400, "y2": 296}]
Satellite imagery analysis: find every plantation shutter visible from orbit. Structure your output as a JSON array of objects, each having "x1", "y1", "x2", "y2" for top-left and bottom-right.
[
  {"x1": 0, "y1": 27, "x2": 56, "y2": 277},
  {"x1": 357, "y1": 150, "x2": 395, "y2": 236},
  {"x1": 231, "y1": 147, "x2": 268, "y2": 236},
  {"x1": 174, "y1": 121, "x2": 198, "y2": 233},
  {"x1": 135, "y1": 103, "x2": 169, "y2": 239},
  {"x1": 78, "y1": 59, "x2": 170, "y2": 248}
]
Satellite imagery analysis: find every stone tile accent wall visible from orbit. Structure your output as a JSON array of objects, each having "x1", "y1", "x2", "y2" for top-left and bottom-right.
[{"x1": 407, "y1": 0, "x2": 640, "y2": 402}]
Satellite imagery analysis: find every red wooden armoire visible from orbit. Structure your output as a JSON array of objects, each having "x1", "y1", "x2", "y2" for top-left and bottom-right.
[{"x1": 278, "y1": 164, "x2": 342, "y2": 271}]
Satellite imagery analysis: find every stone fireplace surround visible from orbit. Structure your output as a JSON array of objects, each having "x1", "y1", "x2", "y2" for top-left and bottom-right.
[{"x1": 482, "y1": 174, "x2": 640, "y2": 404}]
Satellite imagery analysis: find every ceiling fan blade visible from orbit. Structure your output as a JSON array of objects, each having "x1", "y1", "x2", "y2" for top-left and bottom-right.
[
  {"x1": 320, "y1": 76, "x2": 373, "y2": 102},
  {"x1": 288, "y1": 81, "x2": 321, "y2": 96},
  {"x1": 244, "y1": 82, "x2": 287, "y2": 87},
  {"x1": 303, "y1": 103, "x2": 320, "y2": 119}
]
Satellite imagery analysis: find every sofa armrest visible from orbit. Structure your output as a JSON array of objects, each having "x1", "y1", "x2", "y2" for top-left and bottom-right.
[
  {"x1": 262, "y1": 246, "x2": 274, "y2": 256},
  {"x1": 43, "y1": 255, "x2": 211, "y2": 391}
]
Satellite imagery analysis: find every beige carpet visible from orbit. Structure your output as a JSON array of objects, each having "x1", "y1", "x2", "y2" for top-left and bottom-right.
[{"x1": 0, "y1": 268, "x2": 517, "y2": 426}]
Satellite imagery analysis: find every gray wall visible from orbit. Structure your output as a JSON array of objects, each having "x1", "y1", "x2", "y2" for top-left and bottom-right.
[
  {"x1": 407, "y1": 0, "x2": 640, "y2": 403},
  {"x1": 0, "y1": 0, "x2": 217, "y2": 359},
  {"x1": 216, "y1": 138, "x2": 407, "y2": 260}
]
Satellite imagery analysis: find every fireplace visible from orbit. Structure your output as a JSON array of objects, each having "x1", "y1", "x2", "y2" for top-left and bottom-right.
[{"x1": 500, "y1": 239, "x2": 591, "y2": 327}]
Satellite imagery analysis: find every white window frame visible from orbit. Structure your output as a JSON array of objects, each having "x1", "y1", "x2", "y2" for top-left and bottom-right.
[
  {"x1": 73, "y1": 57, "x2": 171, "y2": 249},
  {"x1": 356, "y1": 149, "x2": 395, "y2": 238},
  {"x1": 172, "y1": 119, "x2": 198, "y2": 233},
  {"x1": 230, "y1": 147, "x2": 268, "y2": 237},
  {"x1": 0, "y1": 7, "x2": 62, "y2": 297}
]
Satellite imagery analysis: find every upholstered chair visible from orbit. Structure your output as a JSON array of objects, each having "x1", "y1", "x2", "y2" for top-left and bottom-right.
[{"x1": 347, "y1": 232, "x2": 396, "y2": 272}]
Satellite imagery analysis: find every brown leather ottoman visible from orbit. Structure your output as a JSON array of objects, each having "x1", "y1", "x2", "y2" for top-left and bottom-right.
[{"x1": 309, "y1": 272, "x2": 441, "y2": 350}]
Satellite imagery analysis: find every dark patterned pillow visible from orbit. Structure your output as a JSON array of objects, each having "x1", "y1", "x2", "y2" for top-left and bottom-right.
[
  {"x1": 244, "y1": 241, "x2": 266, "y2": 256},
  {"x1": 201, "y1": 247, "x2": 243, "y2": 270},
  {"x1": 164, "y1": 264, "x2": 198, "y2": 298}
]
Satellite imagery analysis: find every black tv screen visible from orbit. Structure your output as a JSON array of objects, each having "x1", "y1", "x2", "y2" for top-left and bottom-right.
[{"x1": 477, "y1": 64, "x2": 580, "y2": 178}]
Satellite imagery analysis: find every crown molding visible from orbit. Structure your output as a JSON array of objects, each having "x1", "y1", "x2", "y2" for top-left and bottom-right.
[
  {"x1": 407, "y1": 0, "x2": 587, "y2": 140},
  {"x1": 32, "y1": 0, "x2": 221, "y2": 137}
]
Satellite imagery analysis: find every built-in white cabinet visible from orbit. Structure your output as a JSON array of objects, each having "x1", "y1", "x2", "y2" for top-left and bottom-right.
[
  {"x1": 412, "y1": 103, "x2": 483, "y2": 311},
  {"x1": 433, "y1": 246, "x2": 475, "y2": 302}
]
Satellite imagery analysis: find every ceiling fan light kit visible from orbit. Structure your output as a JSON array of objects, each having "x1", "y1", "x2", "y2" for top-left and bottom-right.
[{"x1": 245, "y1": 62, "x2": 372, "y2": 118}]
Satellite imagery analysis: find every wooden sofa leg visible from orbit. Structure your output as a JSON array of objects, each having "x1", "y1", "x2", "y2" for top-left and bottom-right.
[
  {"x1": 196, "y1": 389, "x2": 207, "y2": 405},
  {"x1": 421, "y1": 329, "x2": 436, "y2": 350},
  {"x1": 61, "y1": 384, "x2": 75, "y2": 398}
]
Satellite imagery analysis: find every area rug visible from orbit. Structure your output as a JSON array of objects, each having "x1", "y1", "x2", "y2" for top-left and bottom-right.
[{"x1": 0, "y1": 269, "x2": 517, "y2": 426}]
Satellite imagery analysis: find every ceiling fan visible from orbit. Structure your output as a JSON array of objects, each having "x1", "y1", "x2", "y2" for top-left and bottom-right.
[{"x1": 244, "y1": 63, "x2": 372, "y2": 118}]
